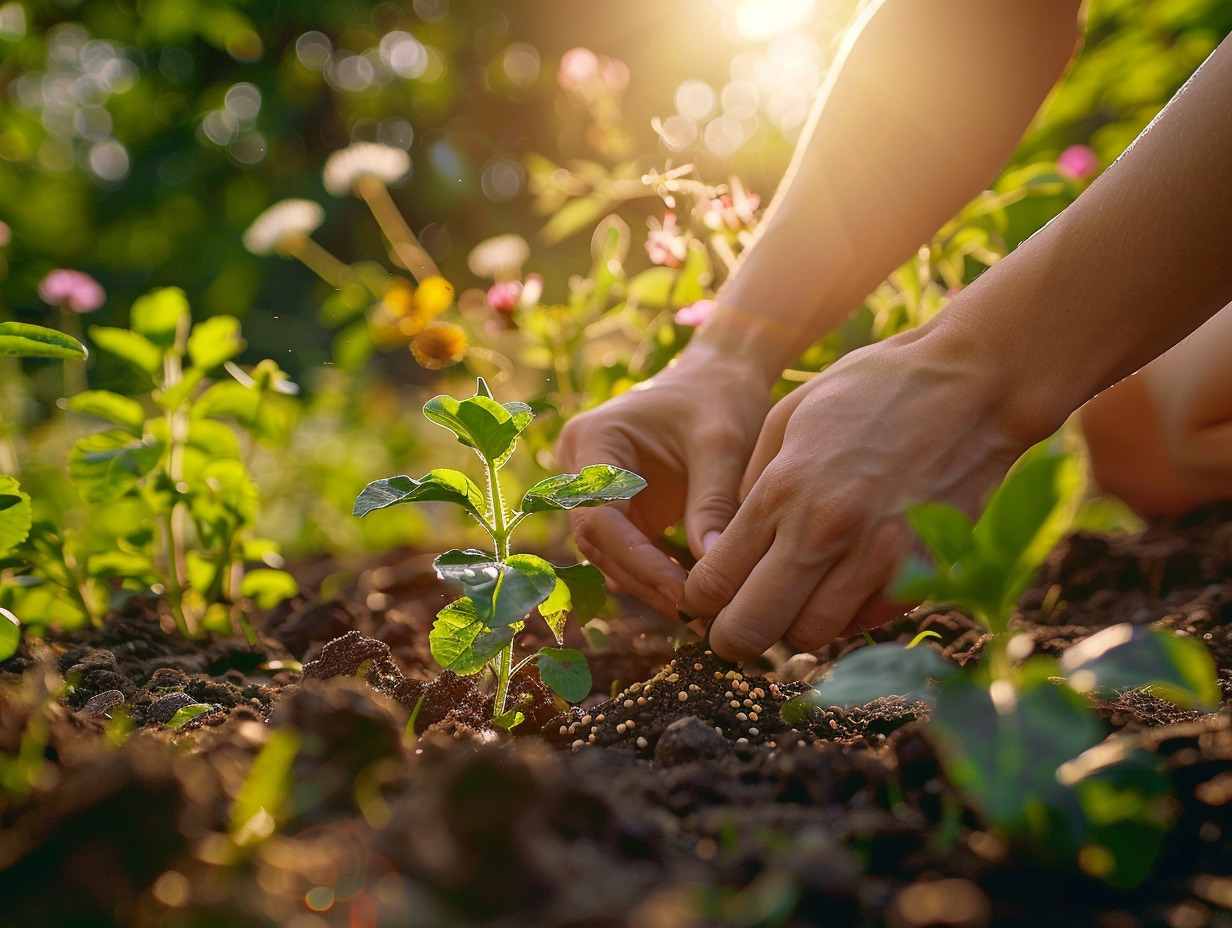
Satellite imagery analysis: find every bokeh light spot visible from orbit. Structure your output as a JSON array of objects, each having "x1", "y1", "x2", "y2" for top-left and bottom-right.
[
  {"x1": 675, "y1": 79, "x2": 715, "y2": 121},
  {"x1": 480, "y1": 157, "x2": 524, "y2": 201},
  {"x1": 502, "y1": 42, "x2": 540, "y2": 87},
  {"x1": 295, "y1": 32, "x2": 332, "y2": 71}
]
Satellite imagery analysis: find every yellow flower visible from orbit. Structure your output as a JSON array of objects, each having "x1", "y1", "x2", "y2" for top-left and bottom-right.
[
  {"x1": 414, "y1": 275, "x2": 455, "y2": 318},
  {"x1": 410, "y1": 321, "x2": 467, "y2": 369}
]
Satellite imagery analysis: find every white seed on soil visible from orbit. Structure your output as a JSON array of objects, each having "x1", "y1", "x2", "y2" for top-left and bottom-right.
[
  {"x1": 636, "y1": 736, "x2": 648, "y2": 750},
  {"x1": 596, "y1": 714, "x2": 606, "y2": 722},
  {"x1": 666, "y1": 673, "x2": 680, "y2": 683},
  {"x1": 581, "y1": 714, "x2": 592, "y2": 726},
  {"x1": 636, "y1": 696, "x2": 646, "y2": 706},
  {"x1": 749, "y1": 713, "x2": 759, "y2": 723},
  {"x1": 749, "y1": 727, "x2": 760, "y2": 736},
  {"x1": 616, "y1": 723, "x2": 627, "y2": 734},
  {"x1": 588, "y1": 734, "x2": 596, "y2": 743},
  {"x1": 742, "y1": 699, "x2": 754, "y2": 708},
  {"x1": 559, "y1": 726, "x2": 568, "y2": 736},
  {"x1": 729, "y1": 700, "x2": 741, "y2": 709},
  {"x1": 689, "y1": 684, "x2": 701, "y2": 693},
  {"x1": 623, "y1": 699, "x2": 634, "y2": 708},
  {"x1": 626, "y1": 719, "x2": 636, "y2": 730},
  {"x1": 736, "y1": 712, "x2": 747, "y2": 722},
  {"x1": 714, "y1": 672, "x2": 724, "y2": 680},
  {"x1": 724, "y1": 691, "x2": 734, "y2": 699},
  {"x1": 572, "y1": 740, "x2": 585, "y2": 750},
  {"x1": 736, "y1": 737, "x2": 748, "y2": 744},
  {"x1": 693, "y1": 663, "x2": 704, "y2": 671},
  {"x1": 678, "y1": 692, "x2": 688, "y2": 702}
]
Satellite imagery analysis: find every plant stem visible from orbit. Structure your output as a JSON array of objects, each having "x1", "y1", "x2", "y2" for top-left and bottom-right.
[
  {"x1": 355, "y1": 176, "x2": 441, "y2": 282},
  {"x1": 284, "y1": 236, "x2": 356, "y2": 289},
  {"x1": 162, "y1": 319, "x2": 193, "y2": 638},
  {"x1": 485, "y1": 453, "x2": 514, "y2": 719}
]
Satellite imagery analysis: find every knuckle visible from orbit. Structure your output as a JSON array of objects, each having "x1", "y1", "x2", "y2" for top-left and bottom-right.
[
  {"x1": 687, "y1": 563, "x2": 739, "y2": 613},
  {"x1": 710, "y1": 619, "x2": 774, "y2": 661}
]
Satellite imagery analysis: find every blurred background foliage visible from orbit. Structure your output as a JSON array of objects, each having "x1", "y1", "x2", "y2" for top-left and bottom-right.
[{"x1": 0, "y1": 0, "x2": 1228, "y2": 569}]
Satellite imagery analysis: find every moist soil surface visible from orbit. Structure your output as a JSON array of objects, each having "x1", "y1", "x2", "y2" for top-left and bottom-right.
[{"x1": 3, "y1": 507, "x2": 1232, "y2": 928}]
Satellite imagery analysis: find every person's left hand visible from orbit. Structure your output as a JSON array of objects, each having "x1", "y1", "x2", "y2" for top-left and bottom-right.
[{"x1": 681, "y1": 323, "x2": 1029, "y2": 660}]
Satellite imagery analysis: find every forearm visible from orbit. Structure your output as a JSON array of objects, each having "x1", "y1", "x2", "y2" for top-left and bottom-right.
[
  {"x1": 693, "y1": 0, "x2": 1084, "y2": 385},
  {"x1": 933, "y1": 36, "x2": 1232, "y2": 447}
]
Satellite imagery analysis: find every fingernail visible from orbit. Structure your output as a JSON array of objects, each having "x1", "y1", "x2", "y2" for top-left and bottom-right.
[
  {"x1": 703, "y1": 530, "x2": 721, "y2": 553},
  {"x1": 677, "y1": 610, "x2": 694, "y2": 625}
]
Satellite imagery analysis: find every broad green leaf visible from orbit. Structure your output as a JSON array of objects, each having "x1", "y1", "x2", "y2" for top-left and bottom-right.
[
  {"x1": 0, "y1": 322, "x2": 87, "y2": 359},
  {"x1": 433, "y1": 551, "x2": 556, "y2": 628},
  {"x1": 493, "y1": 707, "x2": 526, "y2": 731},
  {"x1": 241, "y1": 569, "x2": 300, "y2": 611},
  {"x1": 66, "y1": 390, "x2": 147, "y2": 435},
  {"x1": 1059, "y1": 624, "x2": 1220, "y2": 709},
  {"x1": 930, "y1": 671, "x2": 1103, "y2": 834},
  {"x1": 423, "y1": 389, "x2": 533, "y2": 466},
  {"x1": 539, "y1": 194, "x2": 611, "y2": 245},
  {"x1": 536, "y1": 647, "x2": 591, "y2": 703},
  {"x1": 670, "y1": 240, "x2": 711, "y2": 307},
  {"x1": 187, "y1": 315, "x2": 245, "y2": 370},
  {"x1": 0, "y1": 477, "x2": 32, "y2": 553},
  {"x1": 0, "y1": 607, "x2": 19, "y2": 662},
  {"x1": 808, "y1": 643, "x2": 958, "y2": 707},
  {"x1": 165, "y1": 703, "x2": 214, "y2": 730},
  {"x1": 88, "y1": 326, "x2": 163, "y2": 375},
  {"x1": 905, "y1": 502, "x2": 975, "y2": 568},
  {"x1": 353, "y1": 470, "x2": 486, "y2": 521},
  {"x1": 520, "y1": 465, "x2": 647, "y2": 513},
  {"x1": 554, "y1": 562, "x2": 607, "y2": 624},
  {"x1": 430, "y1": 597, "x2": 510, "y2": 674},
  {"x1": 69, "y1": 430, "x2": 163, "y2": 502},
  {"x1": 153, "y1": 367, "x2": 206, "y2": 412},
  {"x1": 131, "y1": 287, "x2": 189, "y2": 349},
  {"x1": 193, "y1": 381, "x2": 260, "y2": 426}
]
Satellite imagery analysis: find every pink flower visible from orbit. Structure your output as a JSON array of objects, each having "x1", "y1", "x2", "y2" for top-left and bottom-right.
[
  {"x1": 1057, "y1": 144, "x2": 1099, "y2": 182},
  {"x1": 38, "y1": 269, "x2": 105, "y2": 313},
  {"x1": 699, "y1": 191, "x2": 761, "y2": 233},
  {"x1": 645, "y1": 212, "x2": 688, "y2": 268},
  {"x1": 487, "y1": 280, "x2": 523, "y2": 315},
  {"x1": 675, "y1": 299, "x2": 718, "y2": 327}
]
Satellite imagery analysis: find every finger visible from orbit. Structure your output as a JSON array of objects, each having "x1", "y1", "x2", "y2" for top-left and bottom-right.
[
  {"x1": 680, "y1": 501, "x2": 777, "y2": 623},
  {"x1": 779, "y1": 530, "x2": 904, "y2": 652},
  {"x1": 739, "y1": 400, "x2": 795, "y2": 500},
  {"x1": 836, "y1": 591, "x2": 913, "y2": 641},
  {"x1": 682, "y1": 443, "x2": 747, "y2": 558},
  {"x1": 571, "y1": 506, "x2": 686, "y2": 616}
]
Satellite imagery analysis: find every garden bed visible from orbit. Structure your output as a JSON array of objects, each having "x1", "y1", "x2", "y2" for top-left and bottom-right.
[{"x1": 2, "y1": 507, "x2": 1232, "y2": 928}]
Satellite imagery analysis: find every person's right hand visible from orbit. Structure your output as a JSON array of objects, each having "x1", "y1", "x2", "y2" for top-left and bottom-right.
[{"x1": 555, "y1": 344, "x2": 775, "y2": 617}]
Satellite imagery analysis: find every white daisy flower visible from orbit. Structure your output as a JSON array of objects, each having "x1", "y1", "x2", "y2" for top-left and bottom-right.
[
  {"x1": 323, "y1": 142, "x2": 411, "y2": 196},
  {"x1": 242, "y1": 199, "x2": 325, "y2": 255},
  {"x1": 467, "y1": 233, "x2": 530, "y2": 280}
]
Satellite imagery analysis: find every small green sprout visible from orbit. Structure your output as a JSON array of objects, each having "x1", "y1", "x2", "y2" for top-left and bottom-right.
[{"x1": 354, "y1": 377, "x2": 645, "y2": 729}]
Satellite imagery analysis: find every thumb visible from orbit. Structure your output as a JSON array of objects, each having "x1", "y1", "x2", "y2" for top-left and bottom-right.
[{"x1": 683, "y1": 449, "x2": 746, "y2": 559}]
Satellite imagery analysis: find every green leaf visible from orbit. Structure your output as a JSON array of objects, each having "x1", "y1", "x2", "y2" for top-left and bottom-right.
[
  {"x1": 423, "y1": 390, "x2": 533, "y2": 466},
  {"x1": 435, "y1": 552, "x2": 557, "y2": 629},
  {"x1": 193, "y1": 380, "x2": 260, "y2": 426},
  {"x1": 230, "y1": 726, "x2": 300, "y2": 846},
  {"x1": 905, "y1": 502, "x2": 975, "y2": 568},
  {"x1": 670, "y1": 240, "x2": 711, "y2": 307},
  {"x1": 165, "y1": 703, "x2": 214, "y2": 730},
  {"x1": 539, "y1": 194, "x2": 611, "y2": 246},
  {"x1": 930, "y1": 671, "x2": 1104, "y2": 835},
  {"x1": 0, "y1": 476, "x2": 32, "y2": 553},
  {"x1": 536, "y1": 647, "x2": 591, "y2": 703},
  {"x1": 66, "y1": 390, "x2": 147, "y2": 435},
  {"x1": 554, "y1": 562, "x2": 607, "y2": 624},
  {"x1": 88, "y1": 326, "x2": 163, "y2": 375},
  {"x1": 493, "y1": 707, "x2": 526, "y2": 731},
  {"x1": 520, "y1": 465, "x2": 647, "y2": 513},
  {"x1": 241, "y1": 569, "x2": 300, "y2": 611},
  {"x1": 131, "y1": 287, "x2": 190, "y2": 350},
  {"x1": 187, "y1": 315, "x2": 245, "y2": 370},
  {"x1": 429, "y1": 597, "x2": 512, "y2": 675},
  {"x1": 809, "y1": 643, "x2": 958, "y2": 707},
  {"x1": 68, "y1": 431, "x2": 163, "y2": 502},
  {"x1": 0, "y1": 608, "x2": 19, "y2": 662},
  {"x1": 624, "y1": 266, "x2": 676, "y2": 308},
  {"x1": 353, "y1": 470, "x2": 487, "y2": 521},
  {"x1": 538, "y1": 578, "x2": 571, "y2": 643},
  {"x1": 0, "y1": 322, "x2": 87, "y2": 359},
  {"x1": 1059, "y1": 624, "x2": 1220, "y2": 709}
]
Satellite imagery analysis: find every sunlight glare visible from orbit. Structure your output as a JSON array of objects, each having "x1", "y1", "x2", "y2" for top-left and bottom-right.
[{"x1": 733, "y1": 0, "x2": 815, "y2": 42}]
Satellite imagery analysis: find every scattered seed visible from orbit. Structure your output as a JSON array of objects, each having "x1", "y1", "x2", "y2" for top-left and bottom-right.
[
  {"x1": 636, "y1": 736, "x2": 648, "y2": 750},
  {"x1": 749, "y1": 712, "x2": 759, "y2": 723},
  {"x1": 693, "y1": 663, "x2": 704, "y2": 671},
  {"x1": 626, "y1": 719, "x2": 636, "y2": 730},
  {"x1": 588, "y1": 734, "x2": 596, "y2": 743},
  {"x1": 749, "y1": 727, "x2": 760, "y2": 736},
  {"x1": 572, "y1": 740, "x2": 585, "y2": 750},
  {"x1": 596, "y1": 714, "x2": 606, "y2": 722},
  {"x1": 559, "y1": 726, "x2": 568, "y2": 736},
  {"x1": 714, "y1": 672, "x2": 724, "y2": 680},
  {"x1": 666, "y1": 673, "x2": 680, "y2": 683},
  {"x1": 729, "y1": 700, "x2": 741, "y2": 709},
  {"x1": 736, "y1": 712, "x2": 747, "y2": 722},
  {"x1": 581, "y1": 714, "x2": 592, "y2": 726},
  {"x1": 736, "y1": 737, "x2": 748, "y2": 744},
  {"x1": 636, "y1": 696, "x2": 646, "y2": 706},
  {"x1": 678, "y1": 692, "x2": 688, "y2": 702},
  {"x1": 724, "y1": 691, "x2": 734, "y2": 699},
  {"x1": 616, "y1": 723, "x2": 627, "y2": 734},
  {"x1": 623, "y1": 699, "x2": 634, "y2": 709},
  {"x1": 742, "y1": 698, "x2": 754, "y2": 708}
]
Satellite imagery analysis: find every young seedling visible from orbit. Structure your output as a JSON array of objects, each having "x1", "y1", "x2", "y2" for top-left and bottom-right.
[
  {"x1": 786, "y1": 445, "x2": 1220, "y2": 888},
  {"x1": 354, "y1": 377, "x2": 645, "y2": 730}
]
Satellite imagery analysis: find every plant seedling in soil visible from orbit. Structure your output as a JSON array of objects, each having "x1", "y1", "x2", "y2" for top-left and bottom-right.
[
  {"x1": 786, "y1": 445, "x2": 1220, "y2": 888},
  {"x1": 354, "y1": 377, "x2": 646, "y2": 729}
]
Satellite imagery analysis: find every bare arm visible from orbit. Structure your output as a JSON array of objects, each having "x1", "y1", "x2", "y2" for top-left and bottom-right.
[{"x1": 686, "y1": 33, "x2": 1232, "y2": 660}]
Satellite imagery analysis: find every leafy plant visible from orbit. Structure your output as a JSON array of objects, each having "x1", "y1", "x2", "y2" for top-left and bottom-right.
[
  {"x1": 354, "y1": 377, "x2": 645, "y2": 729},
  {"x1": 786, "y1": 445, "x2": 1220, "y2": 887},
  {"x1": 4, "y1": 288, "x2": 299, "y2": 641}
]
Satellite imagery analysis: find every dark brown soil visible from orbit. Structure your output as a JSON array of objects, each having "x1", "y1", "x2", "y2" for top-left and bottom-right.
[{"x1": 2, "y1": 506, "x2": 1232, "y2": 928}]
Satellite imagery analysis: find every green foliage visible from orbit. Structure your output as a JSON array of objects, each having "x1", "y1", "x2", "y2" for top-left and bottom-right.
[
  {"x1": 0, "y1": 322, "x2": 88, "y2": 360},
  {"x1": 894, "y1": 446, "x2": 1085, "y2": 634},
  {"x1": 783, "y1": 447, "x2": 1221, "y2": 889},
  {"x1": 355, "y1": 378, "x2": 644, "y2": 726},
  {"x1": 4, "y1": 287, "x2": 299, "y2": 640}
]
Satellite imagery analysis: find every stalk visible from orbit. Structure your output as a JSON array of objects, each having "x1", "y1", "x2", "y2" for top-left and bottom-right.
[
  {"x1": 161, "y1": 319, "x2": 193, "y2": 638},
  {"x1": 485, "y1": 454, "x2": 515, "y2": 719},
  {"x1": 283, "y1": 235, "x2": 356, "y2": 289},
  {"x1": 355, "y1": 176, "x2": 440, "y2": 282}
]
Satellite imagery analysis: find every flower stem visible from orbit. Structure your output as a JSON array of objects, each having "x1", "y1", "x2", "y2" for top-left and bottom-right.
[
  {"x1": 285, "y1": 236, "x2": 356, "y2": 289},
  {"x1": 355, "y1": 176, "x2": 441, "y2": 282}
]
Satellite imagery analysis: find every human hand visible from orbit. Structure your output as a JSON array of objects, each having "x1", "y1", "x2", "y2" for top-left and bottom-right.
[
  {"x1": 556, "y1": 344, "x2": 774, "y2": 617},
  {"x1": 682, "y1": 324, "x2": 1029, "y2": 660}
]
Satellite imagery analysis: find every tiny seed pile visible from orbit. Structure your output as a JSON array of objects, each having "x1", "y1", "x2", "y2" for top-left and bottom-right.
[{"x1": 553, "y1": 641, "x2": 923, "y2": 756}]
